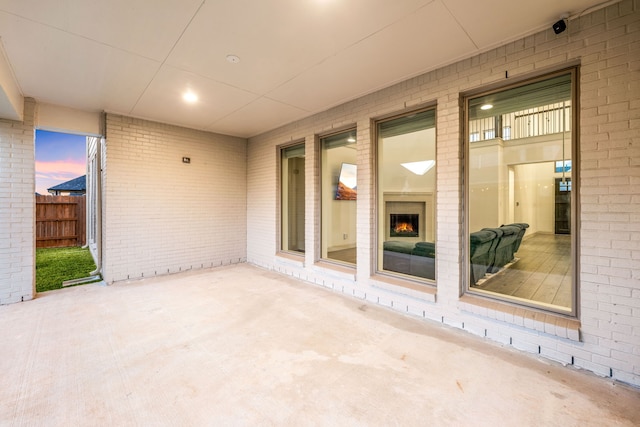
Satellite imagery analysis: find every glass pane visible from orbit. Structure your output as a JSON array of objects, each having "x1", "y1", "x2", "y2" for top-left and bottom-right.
[
  {"x1": 321, "y1": 130, "x2": 357, "y2": 264},
  {"x1": 281, "y1": 144, "x2": 305, "y2": 253},
  {"x1": 467, "y1": 72, "x2": 574, "y2": 313},
  {"x1": 377, "y1": 109, "x2": 436, "y2": 280}
]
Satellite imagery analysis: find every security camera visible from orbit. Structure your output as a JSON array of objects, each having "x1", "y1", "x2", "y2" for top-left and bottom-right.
[
  {"x1": 553, "y1": 14, "x2": 569, "y2": 34},
  {"x1": 553, "y1": 19, "x2": 566, "y2": 34}
]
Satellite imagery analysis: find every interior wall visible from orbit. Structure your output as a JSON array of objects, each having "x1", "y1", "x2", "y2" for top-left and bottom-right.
[
  {"x1": 380, "y1": 128, "x2": 436, "y2": 193},
  {"x1": 281, "y1": 155, "x2": 305, "y2": 251},
  {"x1": 322, "y1": 145, "x2": 357, "y2": 252},
  {"x1": 289, "y1": 157, "x2": 306, "y2": 250},
  {"x1": 513, "y1": 162, "x2": 555, "y2": 234},
  {"x1": 0, "y1": 98, "x2": 35, "y2": 304},
  {"x1": 469, "y1": 139, "x2": 504, "y2": 231},
  {"x1": 102, "y1": 114, "x2": 247, "y2": 283},
  {"x1": 469, "y1": 133, "x2": 571, "y2": 232}
]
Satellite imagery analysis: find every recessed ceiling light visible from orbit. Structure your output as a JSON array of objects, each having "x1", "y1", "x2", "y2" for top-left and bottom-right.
[
  {"x1": 480, "y1": 104, "x2": 493, "y2": 110},
  {"x1": 183, "y1": 91, "x2": 198, "y2": 103},
  {"x1": 347, "y1": 135, "x2": 356, "y2": 142},
  {"x1": 226, "y1": 54, "x2": 240, "y2": 64}
]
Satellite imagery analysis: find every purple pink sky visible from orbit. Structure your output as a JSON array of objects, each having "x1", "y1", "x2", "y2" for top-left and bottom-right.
[{"x1": 35, "y1": 130, "x2": 86, "y2": 195}]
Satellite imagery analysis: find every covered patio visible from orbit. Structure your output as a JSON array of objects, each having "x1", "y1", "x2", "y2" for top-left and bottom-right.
[{"x1": 1, "y1": 264, "x2": 638, "y2": 426}]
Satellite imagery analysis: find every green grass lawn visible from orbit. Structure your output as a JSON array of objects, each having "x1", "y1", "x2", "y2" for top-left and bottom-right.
[{"x1": 36, "y1": 247, "x2": 98, "y2": 292}]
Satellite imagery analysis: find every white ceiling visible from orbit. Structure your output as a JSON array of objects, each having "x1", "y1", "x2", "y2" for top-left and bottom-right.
[{"x1": 0, "y1": 0, "x2": 609, "y2": 138}]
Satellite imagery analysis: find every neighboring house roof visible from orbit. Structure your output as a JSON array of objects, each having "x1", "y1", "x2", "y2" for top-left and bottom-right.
[{"x1": 48, "y1": 175, "x2": 86, "y2": 193}]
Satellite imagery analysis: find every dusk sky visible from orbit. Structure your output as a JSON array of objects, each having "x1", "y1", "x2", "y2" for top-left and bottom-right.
[{"x1": 35, "y1": 130, "x2": 86, "y2": 195}]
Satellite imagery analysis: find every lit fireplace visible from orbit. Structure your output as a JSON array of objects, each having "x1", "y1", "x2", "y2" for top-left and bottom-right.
[{"x1": 390, "y1": 214, "x2": 419, "y2": 237}]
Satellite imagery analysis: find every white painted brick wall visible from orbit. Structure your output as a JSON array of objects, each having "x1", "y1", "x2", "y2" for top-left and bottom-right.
[
  {"x1": 102, "y1": 114, "x2": 247, "y2": 283},
  {"x1": 247, "y1": 1, "x2": 640, "y2": 386},
  {"x1": 0, "y1": 98, "x2": 35, "y2": 305}
]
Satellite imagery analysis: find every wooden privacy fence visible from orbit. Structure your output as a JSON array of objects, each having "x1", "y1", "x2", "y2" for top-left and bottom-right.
[{"x1": 36, "y1": 195, "x2": 86, "y2": 248}]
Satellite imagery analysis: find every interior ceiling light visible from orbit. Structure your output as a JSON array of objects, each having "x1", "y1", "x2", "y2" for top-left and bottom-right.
[
  {"x1": 401, "y1": 160, "x2": 435, "y2": 175},
  {"x1": 226, "y1": 54, "x2": 240, "y2": 64},
  {"x1": 183, "y1": 91, "x2": 198, "y2": 103},
  {"x1": 347, "y1": 135, "x2": 356, "y2": 142},
  {"x1": 480, "y1": 104, "x2": 493, "y2": 110}
]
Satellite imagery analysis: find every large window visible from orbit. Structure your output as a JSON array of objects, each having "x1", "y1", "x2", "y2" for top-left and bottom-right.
[
  {"x1": 281, "y1": 143, "x2": 305, "y2": 253},
  {"x1": 320, "y1": 129, "x2": 357, "y2": 265},
  {"x1": 465, "y1": 70, "x2": 577, "y2": 315},
  {"x1": 377, "y1": 109, "x2": 436, "y2": 281}
]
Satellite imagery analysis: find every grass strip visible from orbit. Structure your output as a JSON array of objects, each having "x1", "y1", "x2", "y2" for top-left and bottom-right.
[{"x1": 36, "y1": 247, "x2": 98, "y2": 293}]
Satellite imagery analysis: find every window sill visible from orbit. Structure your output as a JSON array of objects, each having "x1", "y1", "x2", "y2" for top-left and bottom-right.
[
  {"x1": 313, "y1": 260, "x2": 356, "y2": 280},
  {"x1": 371, "y1": 274, "x2": 436, "y2": 303},
  {"x1": 275, "y1": 251, "x2": 305, "y2": 266},
  {"x1": 459, "y1": 294, "x2": 580, "y2": 341}
]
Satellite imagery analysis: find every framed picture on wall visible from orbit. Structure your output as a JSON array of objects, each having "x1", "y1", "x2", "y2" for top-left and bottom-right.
[{"x1": 335, "y1": 163, "x2": 357, "y2": 200}]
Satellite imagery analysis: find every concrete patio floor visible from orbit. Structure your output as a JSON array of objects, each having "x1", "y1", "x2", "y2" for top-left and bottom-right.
[{"x1": 1, "y1": 264, "x2": 638, "y2": 426}]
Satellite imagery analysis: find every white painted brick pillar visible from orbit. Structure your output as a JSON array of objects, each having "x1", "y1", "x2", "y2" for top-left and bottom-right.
[
  {"x1": 0, "y1": 98, "x2": 36, "y2": 305},
  {"x1": 356, "y1": 119, "x2": 373, "y2": 282}
]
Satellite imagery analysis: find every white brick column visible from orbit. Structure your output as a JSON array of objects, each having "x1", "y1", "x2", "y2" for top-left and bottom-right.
[
  {"x1": 435, "y1": 95, "x2": 463, "y2": 307},
  {"x1": 305, "y1": 134, "x2": 319, "y2": 267},
  {"x1": 356, "y1": 119, "x2": 373, "y2": 281},
  {"x1": 0, "y1": 98, "x2": 36, "y2": 304}
]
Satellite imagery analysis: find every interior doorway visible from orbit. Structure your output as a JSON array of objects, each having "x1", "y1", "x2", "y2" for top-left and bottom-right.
[{"x1": 554, "y1": 177, "x2": 571, "y2": 234}]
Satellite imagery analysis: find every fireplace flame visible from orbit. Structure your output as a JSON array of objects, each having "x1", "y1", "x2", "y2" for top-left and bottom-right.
[{"x1": 394, "y1": 222, "x2": 414, "y2": 233}]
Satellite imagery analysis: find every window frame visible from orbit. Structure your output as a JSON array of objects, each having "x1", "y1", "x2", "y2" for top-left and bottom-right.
[
  {"x1": 318, "y1": 127, "x2": 358, "y2": 266},
  {"x1": 462, "y1": 67, "x2": 580, "y2": 317},
  {"x1": 373, "y1": 106, "x2": 438, "y2": 284},
  {"x1": 278, "y1": 140, "x2": 306, "y2": 256}
]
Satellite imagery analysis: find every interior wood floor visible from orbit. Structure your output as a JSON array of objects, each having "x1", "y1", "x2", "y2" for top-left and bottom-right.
[
  {"x1": 329, "y1": 235, "x2": 572, "y2": 309},
  {"x1": 327, "y1": 248, "x2": 357, "y2": 264},
  {"x1": 473, "y1": 233, "x2": 572, "y2": 308}
]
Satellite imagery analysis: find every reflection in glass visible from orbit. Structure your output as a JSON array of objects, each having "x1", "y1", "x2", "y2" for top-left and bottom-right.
[
  {"x1": 377, "y1": 109, "x2": 436, "y2": 280},
  {"x1": 281, "y1": 143, "x2": 305, "y2": 253},
  {"x1": 321, "y1": 130, "x2": 357, "y2": 264},
  {"x1": 467, "y1": 72, "x2": 575, "y2": 314}
]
